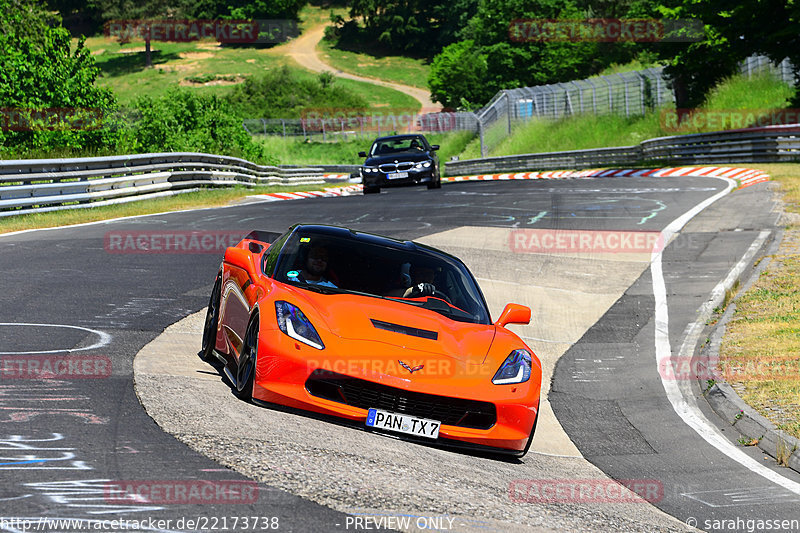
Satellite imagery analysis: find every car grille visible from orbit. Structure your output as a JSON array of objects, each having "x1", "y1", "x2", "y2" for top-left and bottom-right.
[
  {"x1": 378, "y1": 162, "x2": 415, "y2": 173},
  {"x1": 305, "y1": 369, "x2": 496, "y2": 430}
]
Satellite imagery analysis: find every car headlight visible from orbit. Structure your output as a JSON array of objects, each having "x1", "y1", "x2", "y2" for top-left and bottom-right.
[
  {"x1": 275, "y1": 301, "x2": 324, "y2": 350},
  {"x1": 492, "y1": 349, "x2": 531, "y2": 384},
  {"x1": 415, "y1": 161, "x2": 431, "y2": 168},
  {"x1": 362, "y1": 167, "x2": 378, "y2": 173}
]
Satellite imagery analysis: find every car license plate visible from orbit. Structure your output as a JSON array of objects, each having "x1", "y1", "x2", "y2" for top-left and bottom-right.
[
  {"x1": 365, "y1": 408, "x2": 440, "y2": 439},
  {"x1": 388, "y1": 171, "x2": 408, "y2": 179}
]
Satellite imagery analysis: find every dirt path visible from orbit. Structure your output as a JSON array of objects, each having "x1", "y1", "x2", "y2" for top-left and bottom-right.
[{"x1": 279, "y1": 23, "x2": 441, "y2": 111}]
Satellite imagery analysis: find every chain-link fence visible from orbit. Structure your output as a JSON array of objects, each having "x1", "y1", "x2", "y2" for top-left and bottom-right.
[
  {"x1": 245, "y1": 55, "x2": 795, "y2": 158},
  {"x1": 242, "y1": 112, "x2": 479, "y2": 142},
  {"x1": 740, "y1": 56, "x2": 795, "y2": 85}
]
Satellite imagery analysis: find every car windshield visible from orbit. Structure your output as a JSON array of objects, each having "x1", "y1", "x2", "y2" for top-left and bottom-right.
[
  {"x1": 370, "y1": 137, "x2": 426, "y2": 156},
  {"x1": 273, "y1": 229, "x2": 491, "y2": 324}
]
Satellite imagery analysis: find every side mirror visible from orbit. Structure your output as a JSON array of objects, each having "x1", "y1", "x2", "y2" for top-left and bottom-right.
[
  {"x1": 224, "y1": 246, "x2": 257, "y2": 281},
  {"x1": 430, "y1": 145, "x2": 440, "y2": 151},
  {"x1": 358, "y1": 151, "x2": 367, "y2": 158},
  {"x1": 495, "y1": 303, "x2": 531, "y2": 328}
]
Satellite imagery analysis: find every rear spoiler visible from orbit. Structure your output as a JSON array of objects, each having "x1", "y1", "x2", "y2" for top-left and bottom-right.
[{"x1": 243, "y1": 230, "x2": 282, "y2": 244}]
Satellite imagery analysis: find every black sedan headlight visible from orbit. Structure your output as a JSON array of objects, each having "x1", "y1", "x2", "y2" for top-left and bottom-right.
[{"x1": 414, "y1": 161, "x2": 432, "y2": 169}]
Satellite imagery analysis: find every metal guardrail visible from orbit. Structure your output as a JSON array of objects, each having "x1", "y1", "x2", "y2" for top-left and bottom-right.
[
  {"x1": 445, "y1": 124, "x2": 800, "y2": 175},
  {"x1": 2, "y1": 125, "x2": 797, "y2": 216},
  {"x1": 0, "y1": 152, "x2": 339, "y2": 217}
]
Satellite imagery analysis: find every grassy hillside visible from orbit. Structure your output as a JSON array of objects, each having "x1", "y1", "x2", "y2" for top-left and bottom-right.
[
  {"x1": 317, "y1": 38, "x2": 431, "y2": 90},
  {"x1": 85, "y1": 36, "x2": 418, "y2": 112},
  {"x1": 458, "y1": 71, "x2": 794, "y2": 160}
]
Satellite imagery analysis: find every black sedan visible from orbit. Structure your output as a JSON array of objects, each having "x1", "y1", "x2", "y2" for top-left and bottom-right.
[{"x1": 358, "y1": 134, "x2": 441, "y2": 194}]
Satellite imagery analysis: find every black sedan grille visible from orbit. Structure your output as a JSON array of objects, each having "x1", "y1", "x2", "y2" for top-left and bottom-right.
[
  {"x1": 378, "y1": 162, "x2": 415, "y2": 173},
  {"x1": 305, "y1": 369, "x2": 496, "y2": 430}
]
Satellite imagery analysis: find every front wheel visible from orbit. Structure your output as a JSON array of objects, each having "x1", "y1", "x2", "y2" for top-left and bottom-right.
[
  {"x1": 427, "y1": 176, "x2": 442, "y2": 189},
  {"x1": 235, "y1": 313, "x2": 259, "y2": 401},
  {"x1": 200, "y1": 274, "x2": 221, "y2": 362},
  {"x1": 363, "y1": 186, "x2": 380, "y2": 194}
]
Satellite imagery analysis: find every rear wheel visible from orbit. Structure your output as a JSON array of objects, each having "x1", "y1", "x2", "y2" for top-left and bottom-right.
[
  {"x1": 200, "y1": 274, "x2": 221, "y2": 362},
  {"x1": 235, "y1": 313, "x2": 259, "y2": 401}
]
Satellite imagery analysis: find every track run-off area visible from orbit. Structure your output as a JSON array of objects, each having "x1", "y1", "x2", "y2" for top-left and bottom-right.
[{"x1": 0, "y1": 168, "x2": 798, "y2": 532}]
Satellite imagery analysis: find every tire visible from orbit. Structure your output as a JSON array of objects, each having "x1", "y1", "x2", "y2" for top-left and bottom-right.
[
  {"x1": 234, "y1": 313, "x2": 259, "y2": 402},
  {"x1": 363, "y1": 186, "x2": 380, "y2": 194},
  {"x1": 426, "y1": 171, "x2": 442, "y2": 190},
  {"x1": 200, "y1": 274, "x2": 221, "y2": 362}
]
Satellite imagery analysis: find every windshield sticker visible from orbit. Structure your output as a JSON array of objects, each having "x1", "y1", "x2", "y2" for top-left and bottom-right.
[
  {"x1": 287, "y1": 270, "x2": 300, "y2": 279},
  {"x1": 300, "y1": 237, "x2": 311, "y2": 243}
]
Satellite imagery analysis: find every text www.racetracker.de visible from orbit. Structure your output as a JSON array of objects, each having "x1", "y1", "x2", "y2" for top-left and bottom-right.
[{"x1": 0, "y1": 516, "x2": 281, "y2": 531}]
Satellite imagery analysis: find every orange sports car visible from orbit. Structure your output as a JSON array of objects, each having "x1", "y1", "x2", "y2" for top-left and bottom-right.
[{"x1": 201, "y1": 224, "x2": 541, "y2": 456}]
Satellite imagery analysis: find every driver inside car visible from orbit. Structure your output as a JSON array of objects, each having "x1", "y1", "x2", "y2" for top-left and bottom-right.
[
  {"x1": 288, "y1": 244, "x2": 337, "y2": 288},
  {"x1": 386, "y1": 263, "x2": 438, "y2": 298}
]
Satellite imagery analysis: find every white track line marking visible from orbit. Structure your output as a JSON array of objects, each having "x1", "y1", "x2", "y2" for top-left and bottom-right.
[
  {"x1": 651, "y1": 176, "x2": 800, "y2": 495},
  {"x1": 0, "y1": 323, "x2": 111, "y2": 355}
]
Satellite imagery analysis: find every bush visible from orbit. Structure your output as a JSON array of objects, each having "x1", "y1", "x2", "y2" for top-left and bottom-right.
[
  {"x1": 428, "y1": 40, "x2": 493, "y2": 109},
  {"x1": 225, "y1": 66, "x2": 368, "y2": 119},
  {"x1": 131, "y1": 88, "x2": 270, "y2": 163}
]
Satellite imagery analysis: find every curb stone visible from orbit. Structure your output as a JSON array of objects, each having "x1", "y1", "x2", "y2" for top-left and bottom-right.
[{"x1": 697, "y1": 223, "x2": 800, "y2": 473}]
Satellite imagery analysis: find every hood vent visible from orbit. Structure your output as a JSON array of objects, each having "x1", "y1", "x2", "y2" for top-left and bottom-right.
[{"x1": 370, "y1": 319, "x2": 438, "y2": 340}]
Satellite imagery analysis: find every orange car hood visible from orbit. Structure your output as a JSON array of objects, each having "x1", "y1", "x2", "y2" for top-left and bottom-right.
[{"x1": 293, "y1": 291, "x2": 496, "y2": 365}]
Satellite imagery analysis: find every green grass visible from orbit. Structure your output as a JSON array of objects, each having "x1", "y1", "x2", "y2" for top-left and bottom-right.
[
  {"x1": 0, "y1": 183, "x2": 346, "y2": 234},
  {"x1": 331, "y1": 77, "x2": 420, "y2": 113},
  {"x1": 317, "y1": 38, "x2": 431, "y2": 90},
  {"x1": 84, "y1": 28, "x2": 420, "y2": 112},
  {"x1": 87, "y1": 37, "x2": 285, "y2": 104},
  {"x1": 463, "y1": 71, "x2": 795, "y2": 159},
  {"x1": 717, "y1": 166, "x2": 800, "y2": 441}
]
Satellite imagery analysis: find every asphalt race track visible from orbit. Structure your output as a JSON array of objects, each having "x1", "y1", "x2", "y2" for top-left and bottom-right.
[{"x1": 1, "y1": 175, "x2": 798, "y2": 532}]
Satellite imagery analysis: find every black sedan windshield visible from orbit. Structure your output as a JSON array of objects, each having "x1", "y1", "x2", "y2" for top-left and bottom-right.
[{"x1": 369, "y1": 136, "x2": 428, "y2": 156}]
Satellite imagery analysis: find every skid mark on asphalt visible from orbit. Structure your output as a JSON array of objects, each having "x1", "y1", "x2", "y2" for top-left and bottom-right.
[
  {"x1": 681, "y1": 486, "x2": 800, "y2": 508},
  {"x1": 0, "y1": 382, "x2": 109, "y2": 425}
]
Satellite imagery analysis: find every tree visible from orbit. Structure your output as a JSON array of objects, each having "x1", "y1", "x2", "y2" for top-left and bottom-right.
[
  {"x1": 428, "y1": 40, "x2": 492, "y2": 108},
  {"x1": 0, "y1": 0, "x2": 120, "y2": 154},
  {"x1": 337, "y1": 0, "x2": 479, "y2": 56},
  {"x1": 91, "y1": 0, "x2": 175, "y2": 68}
]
